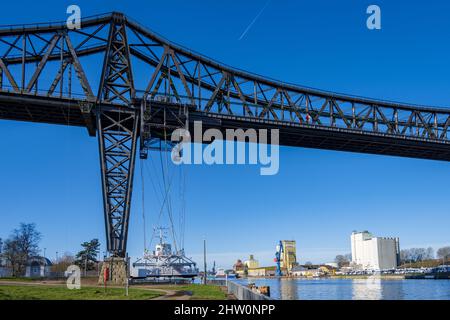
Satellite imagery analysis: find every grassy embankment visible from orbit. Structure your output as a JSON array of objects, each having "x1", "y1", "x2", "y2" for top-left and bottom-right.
[
  {"x1": 399, "y1": 259, "x2": 448, "y2": 269},
  {"x1": 0, "y1": 285, "x2": 163, "y2": 300},
  {"x1": 0, "y1": 278, "x2": 227, "y2": 300},
  {"x1": 0, "y1": 277, "x2": 42, "y2": 282}
]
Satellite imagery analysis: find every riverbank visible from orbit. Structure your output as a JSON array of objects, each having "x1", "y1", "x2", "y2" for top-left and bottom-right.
[
  {"x1": 0, "y1": 279, "x2": 229, "y2": 300},
  {"x1": 244, "y1": 273, "x2": 450, "y2": 280},
  {"x1": 331, "y1": 275, "x2": 405, "y2": 280}
]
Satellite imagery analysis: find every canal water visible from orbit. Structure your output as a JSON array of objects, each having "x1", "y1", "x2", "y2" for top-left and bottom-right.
[{"x1": 234, "y1": 278, "x2": 450, "y2": 300}]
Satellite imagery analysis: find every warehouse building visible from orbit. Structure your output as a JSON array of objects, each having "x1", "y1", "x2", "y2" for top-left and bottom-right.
[
  {"x1": 351, "y1": 231, "x2": 400, "y2": 270},
  {"x1": 244, "y1": 255, "x2": 259, "y2": 269},
  {"x1": 281, "y1": 240, "x2": 297, "y2": 273}
]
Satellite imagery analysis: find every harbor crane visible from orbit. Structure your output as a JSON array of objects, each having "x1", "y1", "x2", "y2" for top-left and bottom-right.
[{"x1": 275, "y1": 241, "x2": 284, "y2": 276}]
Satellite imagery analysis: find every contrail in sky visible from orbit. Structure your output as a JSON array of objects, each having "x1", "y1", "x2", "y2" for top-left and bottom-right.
[{"x1": 238, "y1": 0, "x2": 272, "y2": 41}]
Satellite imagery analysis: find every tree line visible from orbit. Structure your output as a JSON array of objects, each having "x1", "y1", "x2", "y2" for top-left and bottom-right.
[
  {"x1": 1, "y1": 222, "x2": 101, "y2": 277},
  {"x1": 400, "y1": 247, "x2": 434, "y2": 264},
  {"x1": 400, "y1": 246, "x2": 450, "y2": 264}
]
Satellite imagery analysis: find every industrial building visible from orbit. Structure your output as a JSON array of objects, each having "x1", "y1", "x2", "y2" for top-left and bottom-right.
[
  {"x1": 247, "y1": 266, "x2": 276, "y2": 277},
  {"x1": 244, "y1": 255, "x2": 259, "y2": 269},
  {"x1": 291, "y1": 265, "x2": 336, "y2": 278},
  {"x1": 351, "y1": 231, "x2": 400, "y2": 270},
  {"x1": 281, "y1": 240, "x2": 297, "y2": 273}
]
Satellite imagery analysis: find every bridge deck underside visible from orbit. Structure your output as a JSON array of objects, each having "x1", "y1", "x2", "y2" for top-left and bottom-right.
[
  {"x1": 187, "y1": 114, "x2": 450, "y2": 162},
  {"x1": 0, "y1": 92, "x2": 86, "y2": 127},
  {"x1": 1, "y1": 94, "x2": 450, "y2": 162}
]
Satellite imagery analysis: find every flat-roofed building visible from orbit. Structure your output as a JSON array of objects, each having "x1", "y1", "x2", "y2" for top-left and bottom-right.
[
  {"x1": 351, "y1": 231, "x2": 400, "y2": 270},
  {"x1": 244, "y1": 255, "x2": 259, "y2": 269}
]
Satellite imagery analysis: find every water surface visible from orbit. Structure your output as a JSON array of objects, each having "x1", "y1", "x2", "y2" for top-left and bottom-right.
[{"x1": 234, "y1": 278, "x2": 450, "y2": 300}]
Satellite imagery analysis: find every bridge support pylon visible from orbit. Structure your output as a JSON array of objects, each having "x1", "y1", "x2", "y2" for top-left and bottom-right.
[
  {"x1": 97, "y1": 108, "x2": 138, "y2": 258},
  {"x1": 96, "y1": 12, "x2": 137, "y2": 259},
  {"x1": 98, "y1": 257, "x2": 130, "y2": 285}
]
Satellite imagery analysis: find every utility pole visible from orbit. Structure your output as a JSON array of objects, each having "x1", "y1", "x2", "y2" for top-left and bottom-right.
[
  {"x1": 203, "y1": 239, "x2": 207, "y2": 285},
  {"x1": 97, "y1": 251, "x2": 100, "y2": 277},
  {"x1": 125, "y1": 253, "x2": 129, "y2": 296}
]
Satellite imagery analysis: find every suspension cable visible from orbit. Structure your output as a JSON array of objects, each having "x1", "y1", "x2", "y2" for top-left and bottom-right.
[
  {"x1": 140, "y1": 158, "x2": 147, "y2": 252},
  {"x1": 161, "y1": 127, "x2": 178, "y2": 252}
]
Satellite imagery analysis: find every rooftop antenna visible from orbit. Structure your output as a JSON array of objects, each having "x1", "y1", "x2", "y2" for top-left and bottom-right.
[{"x1": 153, "y1": 226, "x2": 169, "y2": 244}]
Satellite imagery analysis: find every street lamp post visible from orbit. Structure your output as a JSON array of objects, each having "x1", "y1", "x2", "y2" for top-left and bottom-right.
[{"x1": 203, "y1": 239, "x2": 207, "y2": 285}]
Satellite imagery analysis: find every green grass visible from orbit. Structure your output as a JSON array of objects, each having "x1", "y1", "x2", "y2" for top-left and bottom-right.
[
  {"x1": 0, "y1": 277, "x2": 44, "y2": 282},
  {"x1": 155, "y1": 284, "x2": 227, "y2": 300},
  {"x1": 0, "y1": 285, "x2": 162, "y2": 300}
]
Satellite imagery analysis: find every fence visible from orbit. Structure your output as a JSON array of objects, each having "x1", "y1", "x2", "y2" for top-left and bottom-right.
[
  {"x1": 227, "y1": 281, "x2": 273, "y2": 300},
  {"x1": 0, "y1": 267, "x2": 13, "y2": 278},
  {"x1": 206, "y1": 279, "x2": 227, "y2": 286}
]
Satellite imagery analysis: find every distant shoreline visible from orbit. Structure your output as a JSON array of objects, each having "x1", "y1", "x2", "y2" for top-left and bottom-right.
[{"x1": 241, "y1": 274, "x2": 450, "y2": 280}]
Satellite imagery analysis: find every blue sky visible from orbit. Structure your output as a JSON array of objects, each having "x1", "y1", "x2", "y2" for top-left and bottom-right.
[{"x1": 1, "y1": 0, "x2": 450, "y2": 268}]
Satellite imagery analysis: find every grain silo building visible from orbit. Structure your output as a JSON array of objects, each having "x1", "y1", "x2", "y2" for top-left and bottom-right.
[{"x1": 350, "y1": 231, "x2": 400, "y2": 270}]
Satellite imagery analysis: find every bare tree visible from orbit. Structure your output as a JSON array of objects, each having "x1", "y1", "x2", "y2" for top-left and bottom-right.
[
  {"x1": 425, "y1": 247, "x2": 435, "y2": 260},
  {"x1": 2, "y1": 223, "x2": 42, "y2": 276},
  {"x1": 437, "y1": 246, "x2": 450, "y2": 263},
  {"x1": 2, "y1": 238, "x2": 20, "y2": 276},
  {"x1": 51, "y1": 252, "x2": 75, "y2": 273},
  {"x1": 335, "y1": 254, "x2": 351, "y2": 268},
  {"x1": 400, "y1": 249, "x2": 410, "y2": 264}
]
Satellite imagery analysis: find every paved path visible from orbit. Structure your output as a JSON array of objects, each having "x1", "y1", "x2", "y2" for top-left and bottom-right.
[{"x1": 132, "y1": 285, "x2": 192, "y2": 300}]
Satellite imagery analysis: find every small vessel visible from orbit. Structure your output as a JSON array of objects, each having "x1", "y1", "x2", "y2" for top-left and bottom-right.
[
  {"x1": 131, "y1": 227, "x2": 199, "y2": 280},
  {"x1": 215, "y1": 268, "x2": 237, "y2": 279}
]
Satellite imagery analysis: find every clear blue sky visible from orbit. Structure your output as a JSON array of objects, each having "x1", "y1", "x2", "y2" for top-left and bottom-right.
[{"x1": 1, "y1": 0, "x2": 450, "y2": 268}]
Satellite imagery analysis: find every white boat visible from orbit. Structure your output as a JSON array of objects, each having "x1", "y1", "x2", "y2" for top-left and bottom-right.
[
  {"x1": 131, "y1": 228, "x2": 198, "y2": 279},
  {"x1": 215, "y1": 268, "x2": 237, "y2": 279}
]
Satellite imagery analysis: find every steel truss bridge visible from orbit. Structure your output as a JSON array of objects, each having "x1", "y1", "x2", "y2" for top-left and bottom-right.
[{"x1": 1, "y1": 12, "x2": 450, "y2": 257}]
